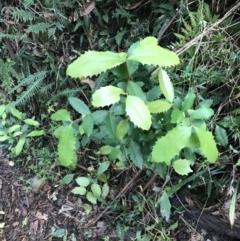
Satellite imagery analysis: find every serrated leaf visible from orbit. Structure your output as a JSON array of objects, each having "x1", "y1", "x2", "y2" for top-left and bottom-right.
[
  {"x1": 147, "y1": 100, "x2": 172, "y2": 113},
  {"x1": 99, "y1": 145, "x2": 114, "y2": 155},
  {"x1": 51, "y1": 109, "x2": 71, "y2": 121},
  {"x1": 215, "y1": 125, "x2": 228, "y2": 147},
  {"x1": 27, "y1": 130, "x2": 45, "y2": 137},
  {"x1": 160, "y1": 191, "x2": 171, "y2": 221},
  {"x1": 82, "y1": 114, "x2": 93, "y2": 137},
  {"x1": 86, "y1": 191, "x2": 97, "y2": 204},
  {"x1": 128, "y1": 81, "x2": 146, "y2": 101},
  {"x1": 152, "y1": 126, "x2": 192, "y2": 165},
  {"x1": 126, "y1": 95, "x2": 151, "y2": 130},
  {"x1": 116, "y1": 119, "x2": 129, "y2": 140},
  {"x1": 67, "y1": 51, "x2": 127, "y2": 78},
  {"x1": 171, "y1": 109, "x2": 184, "y2": 123},
  {"x1": 15, "y1": 137, "x2": 26, "y2": 156},
  {"x1": 173, "y1": 159, "x2": 193, "y2": 175},
  {"x1": 92, "y1": 110, "x2": 108, "y2": 124},
  {"x1": 127, "y1": 37, "x2": 179, "y2": 67},
  {"x1": 57, "y1": 125, "x2": 76, "y2": 169},
  {"x1": 91, "y1": 183, "x2": 101, "y2": 198},
  {"x1": 76, "y1": 177, "x2": 90, "y2": 187},
  {"x1": 128, "y1": 140, "x2": 143, "y2": 168},
  {"x1": 11, "y1": 107, "x2": 23, "y2": 120},
  {"x1": 101, "y1": 183, "x2": 110, "y2": 199},
  {"x1": 8, "y1": 125, "x2": 21, "y2": 133},
  {"x1": 196, "y1": 127, "x2": 218, "y2": 163},
  {"x1": 97, "y1": 161, "x2": 110, "y2": 175},
  {"x1": 188, "y1": 105, "x2": 214, "y2": 120},
  {"x1": 61, "y1": 174, "x2": 74, "y2": 185},
  {"x1": 71, "y1": 187, "x2": 86, "y2": 195},
  {"x1": 92, "y1": 86, "x2": 125, "y2": 107},
  {"x1": 105, "y1": 112, "x2": 117, "y2": 139},
  {"x1": 24, "y1": 118, "x2": 40, "y2": 127},
  {"x1": 158, "y1": 69, "x2": 174, "y2": 103},
  {"x1": 146, "y1": 86, "x2": 162, "y2": 101},
  {"x1": 68, "y1": 97, "x2": 90, "y2": 115},
  {"x1": 181, "y1": 91, "x2": 196, "y2": 111}
]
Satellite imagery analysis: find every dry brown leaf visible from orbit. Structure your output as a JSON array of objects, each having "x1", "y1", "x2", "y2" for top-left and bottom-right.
[
  {"x1": 80, "y1": 0, "x2": 96, "y2": 16},
  {"x1": 80, "y1": 77, "x2": 95, "y2": 89},
  {"x1": 35, "y1": 211, "x2": 48, "y2": 221}
]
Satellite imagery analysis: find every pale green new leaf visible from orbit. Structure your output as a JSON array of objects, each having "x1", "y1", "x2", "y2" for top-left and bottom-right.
[
  {"x1": 152, "y1": 126, "x2": 192, "y2": 165},
  {"x1": 171, "y1": 109, "x2": 184, "y2": 123},
  {"x1": 147, "y1": 100, "x2": 172, "y2": 113},
  {"x1": 8, "y1": 125, "x2": 21, "y2": 133},
  {"x1": 173, "y1": 159, "x2": 193, "y2": 175},
  {"x1": 101, "y1": 183, "x2": 110, "y2": 199},
  {"x1": 160, "y1": 191, "x2": 171, "y2": 221},
  {"x1": 128, "y1": 140, "x2": 143, "y2": 168},
  {"x1": 158, "y1": 69, "x2": 174, "y2": 103},
  {"x1": 97, "y1": 161, "x2": 110, "y2": 175},
  {"x1": 182, "y1": 91, "x2": 196, "y2": 111},
  {"x1": 116, "y1": 119, "x2": 129, "y2": 140},
  {"x1": 57, "y1": 125, "x2": 76, "y2": 169},
  {"x1": 215, "y1": 125, "x2": 228, "y2": 147},
  {"x1": 71, "y1": 187, "x2": 86, "y2": 195},
  {"x1": 91, "y1": 183, "x2": 101, "y2": 198},
  {"x1": 87, "y1": 191, "x2": 97, "y2": 204},
  {"x1": 127, "y1": 37, "x2": 179, "y2": 67},
  {"x1": 92, "y1": 86, "x2": 125, "y2": 107},
  {"x1": 82, "y1": 114, "x2": 93, "y2": 137},
  {"x1": 24, "y1": 118, "x2": 40, "y2": 127},
  {"x1": 76, "y1": 177, "x2": 90, "y2": 187},
  {"x1": 196, "y1": 127, "x2": 218, "y2": 163},
  {"x1": 11, "y1": 107, "x2": 23, "y2": 120},
  {"x1": 15, "y1": 137, "x2": 26, "y2": 156},
  {"x1": 28, "y1": 130, "x2": 45, "y2": 137},
  {"x1": 68, "y1": 97, "x2": 90, "y2": 115},
  {"x1": 51, "y1": 109, "x2": 71, "y2": 122},
  {"x1": 126, "y1": 95, "x2": 151, "y2": 130},
  {"x1": 188, "y1": 105, "x2": 214, "y2": 120},
  {"x1": 99, "y1": 145, "x2": 114, "y2": 155},
  {"x1": 67, "y1": 51, "x2": 127, "y2": 78}
]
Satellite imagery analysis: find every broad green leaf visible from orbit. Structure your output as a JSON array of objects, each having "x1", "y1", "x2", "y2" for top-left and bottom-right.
[
  {"x1": 188, "y1": 105, "x2": 214, "y2": 120},
  {"x1": 12, "y1": 131, "x2": 22, "y2": 137},
  {"x1": 173, "y1": 159, "x2": 193, "y2": 175},
  {"x1": 147, "y1": 100, "x2": 172, "y2": 113},
  {"x1": 98, "y1": 161, "x2": 110, "y2": 175},
  {"x1": 82, "y1": 114, "x2": 93, "y2": 137},
  {"x1": 127, "y1": 37, "x2": 179, "y2": 67},
  {"x1": 111, "y1": 63, "x2": 128, "y2": 78},
  {"x1": 68, "y1": 97, "x2": 90, "y2": 115},
  {"x1": 76, "y1": 177, "x2": 90, "y2": 187},
  {"x1": 215, "y1": 125, "x2": 228, "y2": 147},
  {"x1": 116, "y1": 119, "x2": 129, "y2": 140},
  {"x1": 152, "y1": 126, "x2": 192, "y2": 165},
  {"x1": 105, "y1": 112, "x2": 117, "y2": 139},
  {"x1": 187, "y1": 133, "x2": 200, "y2": 149},
  {"x1": 126, "y1": 95, "x2": 151, "y2": 130},
  {"x1": 71, "y1": 187, "x2": 86, "y2": 195},
  {"x1": 160, "y1": 191, "x2": 171, "y2": 221},
  {"x1": 15, "y1": 137, "x2": 26, "y2": 156},
  {"x1": 92, "y1": 110, "x2": 108, "y2": 124},
  {"x1": 181, "y1": 91, "x2": 196, "y2": 111},
  {"x1": 171, "y1": 109, "x2": 184, "y2": 123},
  {"x1": 11, "y1": 107, "x2": 23, "y2": 120},
  {"x1": 196, "y1": 127, "x2": 218, "y2": 163},
  {"x1": 101, "y1": 183, "x2": 110, "y2": 198},
  {"x1": 91, "y1": 183, "x2": 101, "y2": 198},
  {"x1": 146, "y1": 86, "x2": 161, "y2": 101},
  {"x1": 128, "y1": 140, "x2": 143, "y2": 168},
  {"x1": 27, "y1": 130, "x2": 45, "y2": 137},
  {"x1": 53, "y1": 126, "x2": 65, "y2": 138},
  {"x1": 158, "y1": 69, "x2": 174, "y2": 103},
  {"x1": 57, "y1": 125, "x2": 76, "y2": 169},
  {"x1": 0, "y1": 135, "x2": 10, "y2": 141},
  {"x1": 128, "y1": 81, "x2": 146, "y2": 101},
  {"x1": 0, "y1": 105, "x2": 5, "y2": 115},
  {"x1": 109, "y1": 147, "x2": 119, "y2": 161},
  {"x1": 67, "y1": 51, "x2": 127, "y2": 78},
  {"x1": 99, "y1": 145, "x2": 114, "y2": 155},
  {"x1": 51, "y1": 109, "x2": 71, "y2": 121},
  {"x1": 8, "y1": 125, "x2": 21, "y2": 133},
  {"x1": 87, "y1": 191, "x2": 97, "y2": 204},
  {"x1": 61, "y1": 174, "x2": 74, "y2": 185},
  {"x1": 127, "y1": 60, "x2": 139, "y2": 76},
  {"x1": 92, "y1": 86, "x2": 125, "y2": 107},
  {"x1": 24, "y1": 118, "x2": 40, "y2": 127}
]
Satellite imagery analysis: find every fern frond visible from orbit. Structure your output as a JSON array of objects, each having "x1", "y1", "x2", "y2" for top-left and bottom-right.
[
  {"x1": 0, "y1": 33, "x2": 29, "y2": 42},
  {"x1": 10, "y1": 8, "x2": 35, "y2": 22},
  {"x1": 26, "y1": 22, "x2": 51, "y2": 34},
  {"x1": 23, "y1": 0, "x2": 35, "y2": 9},
  {"x1": 92, "y1": 72, "x2": 108, "y2": 92},
  {"x1": 48, "y1": 88, "x2": 83, "y2": 102},
  {"x1": 203, "y1": 3, "x2": 212, "y2": 22}
]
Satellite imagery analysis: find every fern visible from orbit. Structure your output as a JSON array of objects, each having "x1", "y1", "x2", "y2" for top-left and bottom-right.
[
  {"x1": 23, "y1": 0, "x2": 35, "y2": 9},
  {"x1": 0, "y1": 33, "x2": 29, "y2": 42},
  {"x1": 10, "y1": 8, "x2": 35, "y2": 22},
  {"x1": 26, "y1": 22, "x2": 52, "y2": 34},
  {"x1": 48, "y1": 88, "x2": 83, "y2": 102},
  {"x1": 92, "y1": 72, "x2": 108, "y2": 93}
]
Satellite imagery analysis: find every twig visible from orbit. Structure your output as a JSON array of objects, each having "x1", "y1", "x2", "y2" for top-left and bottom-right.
[{"x1": 0, "y1": 26, "x2": 15, "y2": 59}]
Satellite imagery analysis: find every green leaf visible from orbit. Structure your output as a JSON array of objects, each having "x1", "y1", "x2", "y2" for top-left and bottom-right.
[
  {"x1": 196, "y1": 127, "x2": 218, "y2": 163},
  {"x1": 67, "y1": 51, "x2": 127, "y2": 78},
  {"x1": 87, "y1": 191, "x2": 97, "y2": 204},
  {"x1": 152, "y1": 126, "x2": 192, "y2": 165},
  {"x1": 8, "y1": 125, "x2": 21, "y2": 133},
  {"x1": 57, "y1": 125, "x2": 76, "y2": 169},
  {"x1": 116, "y1": 119, "x2": 129, "y2": 140},
  {"x1": 91, "y1": 183, "x2": 101, "y2": 198},
  {"x1": 101, "y1": 183, "x2": 110, "y2": 198},
  {"x1": 71, "y1": 187, "x2": 86, "y2": 195},
  {"x1": 171, "y1": 109, "x2": 184, "y2": 123},
  {"x1": 98, "y1": 161, "x2": 110, "y2": 175},
  {"x1": 109, "y1": 147, "x2": 119, "y2": 161},
  {"x1": 92, "y1": 86, "x2": 125, "y2": 107},
  {"x1": 76, "y1": 177, "x2": 90, "y2": 187},
  {"x1": 158, "y1": 69, "x2": 174, "y2": 103},
  {"x1": 82, "y1": 203, "x2": 92, "y2": 214},
  {"x1": 126, "y1": 95, "x2": 151, "y2": 130},
  {"x1": 82, "y1": 114, "x2": 93, "y2": 137},
  {"x1": 105, "y1": 112, "x2": 117, "y2": 139},
  {"x1": 160, "y1": 191, "x2": 171, "y2": 221},
  {"x1": 128, "y1": 140, "x2": 143, "y2": 168},
  {"x1": 15, "y1": 137, "x2": 26, "y2": 156},
  {"x1": 127, "y1": 37, "x2": 179, "y2": 67},
  {"x1": 0, "y1": 105, "x2": 6, "y2": 115},
  {"x1": 146, "y1": 86, "x2": 162, "y2": 101},
  {"x1": 68, "y1": 97, "x2": 90, "y2": 115},
  {"x1": 27, "y1": 130, "x2": 45, "y2": 137},
  {"x1": 188, "y1": 105, "x2": 214, "y2": 120},
  {"x1": 215, "y1": 125, "x2": 228, "y2": 147},
  {"x1": 12, "y1": 131, "x2": 22, "y2": 137},
  {"x1": 181, "y1": 91, "x2": 196, "y2": 111},
  {"x1": 23, "y1": 118, "x2": 40, "y2": 127},
  {"x1": 128, "y1": 81, "x2": 146, "y2": 101},
  {"x1": 92, "y1": 110, "x2": 108, "y2": 124},
  {"x1": 111, "y1": 63, "x2": 128, "y2": 78},
  {"x1": 147, "y1": 100, "x2": 172, "y2": 113},
  {"x1": 173, "y1": 159, "x2": 193, "y2": 175},
  {"x1": 61, "y1": 174, "x2": 74, "y2": 185},
  {"x1": 11, "y1": 107, "x2": 23, "y2": 120},
  {"x1": 0, "y1": 135, "x2": 10, "y2": 141},
  {"x1": 51, "y1": 109, "x2": 71, "y2": 121},
  {"x1": 99, "y1": 145, "x2": 114, "y2": 155}
]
